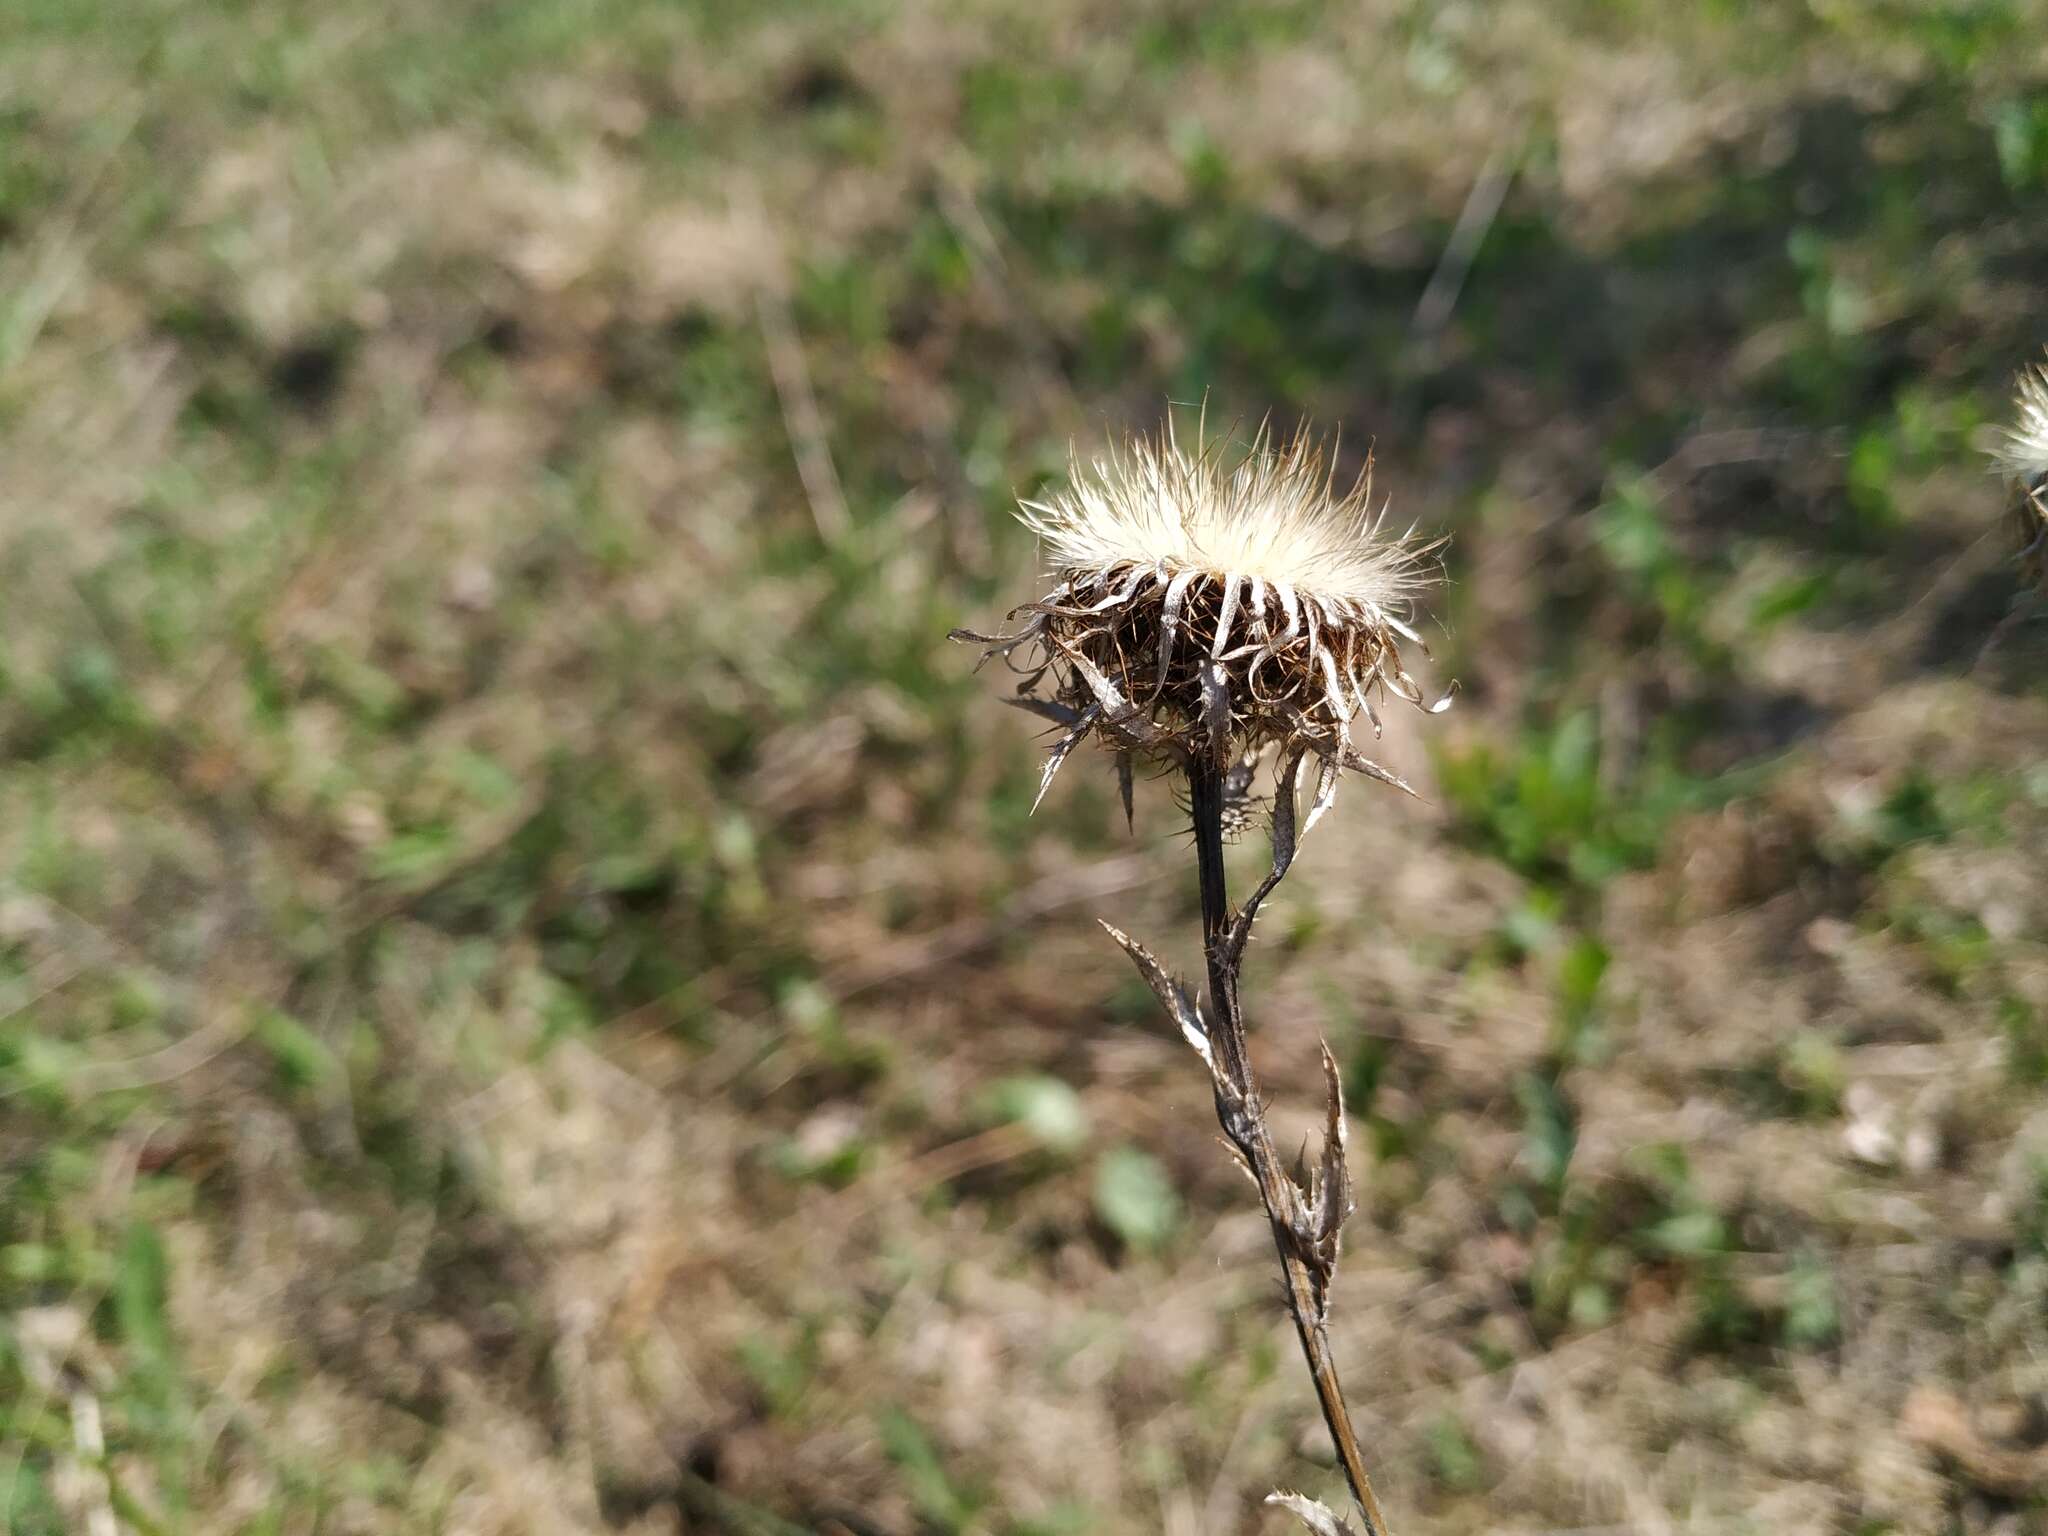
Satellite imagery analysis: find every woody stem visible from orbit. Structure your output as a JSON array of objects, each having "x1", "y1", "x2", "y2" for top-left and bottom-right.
[{"x1": 1187, "y1": 759, "x2": 1392, "y2": 1536}]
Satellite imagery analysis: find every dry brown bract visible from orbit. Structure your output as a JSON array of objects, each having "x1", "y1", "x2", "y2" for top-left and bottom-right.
[{"x1": 953, "y1": 422, "x2": 1450, "y2": 831}]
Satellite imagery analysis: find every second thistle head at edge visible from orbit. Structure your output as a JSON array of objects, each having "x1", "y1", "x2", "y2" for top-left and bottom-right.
[{"x1": 1994, "y1": 357, "x2": 2048, "y2": 591}]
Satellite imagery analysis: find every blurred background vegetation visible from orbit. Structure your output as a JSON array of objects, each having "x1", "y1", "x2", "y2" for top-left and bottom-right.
[{"x1": 6, "y1": 1, "x2": 2048, "y2": 1532}]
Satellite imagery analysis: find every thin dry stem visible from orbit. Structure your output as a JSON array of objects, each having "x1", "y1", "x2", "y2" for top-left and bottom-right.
[{"x1": 1188, "y1": 759, "x2": 1390, "y2": 1536}]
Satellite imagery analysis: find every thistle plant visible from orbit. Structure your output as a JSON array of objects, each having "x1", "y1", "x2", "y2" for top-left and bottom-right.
[
  {"x1": 1994, "y1": 356, "x2": 2048, "y2": 596},
  {"x1": 954, "y1": 419, "x2": 1449, "y2": 1536}
]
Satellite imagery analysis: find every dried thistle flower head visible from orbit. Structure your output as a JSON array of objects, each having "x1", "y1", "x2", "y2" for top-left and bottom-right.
[
  {"x1": 955, "y1": 418, "x2": 1449, "y2": 829},
  {"x1": 1995, "y1": 357, "x2": 2048, "y2": 589},
  {"x1": 1995, "y1": 358, "x2": 2048, "y2": 490}
]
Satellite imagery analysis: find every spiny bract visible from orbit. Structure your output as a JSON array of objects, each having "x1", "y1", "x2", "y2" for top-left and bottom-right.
[{"x1": 954, "y1": 419, "x2": 1449, "y2": 833}]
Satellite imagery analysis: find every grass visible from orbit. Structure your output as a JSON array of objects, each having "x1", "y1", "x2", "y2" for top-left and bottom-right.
[{"x1": 5, "y1": 1, "x2": 2048, "y2": 1532}]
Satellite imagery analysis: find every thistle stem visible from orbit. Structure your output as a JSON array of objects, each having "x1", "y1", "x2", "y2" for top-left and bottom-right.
[{"x1": 1187, "y1": 760, "x2": 1392, "y2": 1536}]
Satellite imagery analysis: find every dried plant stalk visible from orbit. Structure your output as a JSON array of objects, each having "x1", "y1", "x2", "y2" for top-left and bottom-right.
[{"x1": 956, "y1": 417, "x2": 1449, "y2": 1535}]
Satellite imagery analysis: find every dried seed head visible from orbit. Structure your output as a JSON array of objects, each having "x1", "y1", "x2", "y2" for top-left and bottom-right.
[
  {"x1": 954, "y1": 418, "x2": 1449, "y2": 821},
  {"x1": 1994, "y1": 358, "x2": 2048, "y2": 490},
  {"x1": 1994, "y1": 357, "x2": 2048, "y2": 590}
]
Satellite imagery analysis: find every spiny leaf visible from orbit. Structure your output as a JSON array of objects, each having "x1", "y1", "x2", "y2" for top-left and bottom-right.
[
  {"x1": 1338, "y1": 744, "x2": 1418, "y2": 797},
  {"x1": 1225, "y1": 745, "x2": 1305, "y2": 964},
  {"x1": 1314, "y1": 1039, "x2": 1353, "y2": 1254},
  {"x1": 1032, "y1": 705, "x2": 1101, "y2": 812},
  {"x1": 1058, "y1": 644, "x2": 1171, "y2": 749},
  {"x1": 1271, "y1": 746, "x2": 1304, "y2": 874},
  {"x1": 1098, "y1": 920, "x2": 1211, "y2": 1070},
  {"x1": 1006, "y1": 696, "x2": 1083, "y2": 729}
]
